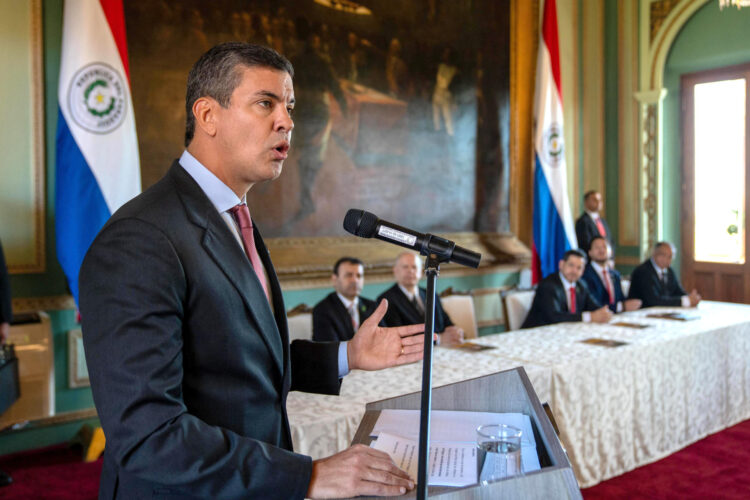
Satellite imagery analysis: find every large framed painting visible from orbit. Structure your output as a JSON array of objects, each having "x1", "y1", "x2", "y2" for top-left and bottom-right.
[
  {"x1": 0, "y1": 0, "x2": 45, "y2": 274},
  {"x1": 124, "y1": 0, "x2": 533, "y2": 285}
]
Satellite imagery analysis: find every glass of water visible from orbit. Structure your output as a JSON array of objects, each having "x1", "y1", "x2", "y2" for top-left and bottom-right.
[{"x1": 476, "y1": 424, "x2": 523, "y2": 485}]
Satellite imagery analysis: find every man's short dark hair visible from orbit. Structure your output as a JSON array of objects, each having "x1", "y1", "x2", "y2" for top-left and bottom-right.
[
  {"x1": 583, "y1": 190, "x2": 599, "y2": 201},
  {"x1": 562, "y1": 249, "x2": 587, "y2": 262},
  {"x1": 333, "y1": 257, "x2": 364, "y2": 275},
  {"x1": 184, "y1": 42, "x2": 294, "y2": 147}
]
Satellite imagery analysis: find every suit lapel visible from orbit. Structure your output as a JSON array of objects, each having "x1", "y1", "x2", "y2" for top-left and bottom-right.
[
  {"x1": 649, "y1": 264, "x2": 668, "y2": 293},
  {"x1": 553, "y1": 274, "x2": 570, "y2": 312},
  {"x1": 575, "y1": 281, "x2": 587, "y2": 309},
  {"x1": 252, "y1": 224, "x2": 290, "y2": 370},
  {"x1": 170, "y1": 164, "x2": 284, "y2": 376},
  {"x1": 332, "y1": 294, "x2": 356, "y2": 338}
]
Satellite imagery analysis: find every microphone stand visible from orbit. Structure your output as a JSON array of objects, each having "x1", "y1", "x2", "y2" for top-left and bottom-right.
[{"x1": 416, "y1": 253, "x2": 445, "y2": 500}]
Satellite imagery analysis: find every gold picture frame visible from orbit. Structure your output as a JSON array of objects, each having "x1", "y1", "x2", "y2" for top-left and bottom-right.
[
  {"x1": 0, "y1": 0, "x2": 45, "y2": 274},
  {"x1": 67, "y1": 328, "x2": 90, "y2": 388}
]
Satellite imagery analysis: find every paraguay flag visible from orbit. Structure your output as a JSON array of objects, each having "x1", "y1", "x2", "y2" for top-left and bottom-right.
[
  {"x1": 531, "y1": 0, "x2": 577, "y2": 284},
  {"x1": 56, "y1": 0, "x2": 140, "y2": 304}
]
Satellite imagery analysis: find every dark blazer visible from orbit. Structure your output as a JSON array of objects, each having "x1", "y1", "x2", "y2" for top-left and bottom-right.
[
  {"x1": 0, "y1": 240, "x2": 11, "y2": 324},
  {"x1": 377, "y1": 284, "x2": 453, "y2": 333},
  {"x1": 521, "y1": 273, "x2": 602, "y2": 329},
  {"x1": 575, "y1": 212, "x2": 612, "y2": 253},
  {"x1": 581, "y1": 262, "x2": 626, "y2": 313},
  {"x1": 627, "y1": 259, "x2": 687, "y2": 308},
  {"x1": 79, "y1": 162, "x2": 341, "y2": 500},
  {"x1": 312, "y1": 292, "x2": 382, "y2": 342}
]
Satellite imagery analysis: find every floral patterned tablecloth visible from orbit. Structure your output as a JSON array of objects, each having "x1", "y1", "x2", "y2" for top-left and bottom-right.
[{"x1": 287, "y1": 301, "x2": 750, "y2": 487}]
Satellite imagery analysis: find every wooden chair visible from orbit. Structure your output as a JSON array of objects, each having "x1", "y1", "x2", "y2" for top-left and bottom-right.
[
  {"x1": 501, "y1": 289, "x2": 536, "y2": 331},
  {"x1": 439, "y1": 289, "x2": 478, "y2": 340},
  {"x1": 286, "y1": 303, "x2": 313, "y2": 342}
]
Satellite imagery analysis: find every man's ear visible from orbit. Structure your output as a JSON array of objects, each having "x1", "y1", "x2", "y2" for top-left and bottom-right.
[{"x1": 192, "y1": 97, "x2": 218, "y2": 137}]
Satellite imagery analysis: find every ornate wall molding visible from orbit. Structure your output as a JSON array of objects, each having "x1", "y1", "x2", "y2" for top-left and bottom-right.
[
  {"x1": 12, "y1": 295, "x2": 76, "y2": 313},
  {"x1": 634, "y1": 0, "x2": 710, "y2": 259},
  {"x1": 641, "y1": 0, "x2": 711, "y2": 93},
  {"x1": 650, "y1": 0, "x2": 684, "y2": 43},
  {"x1": 639, "y1": 100, "x2": 660, "y2": 254},
  {"x1": 268, "y1": 232, "x2": 531, "y2": 290},
  {"x1": 1, "y1": 0, "x2": 46, "y2": 274}
]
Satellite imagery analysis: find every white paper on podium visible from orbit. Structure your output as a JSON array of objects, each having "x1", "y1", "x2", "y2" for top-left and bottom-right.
[
  {"x1": 371, "y1": 409, "x2": 541, "y2": 473},
  {"x1": 371, "y1": 431, "x2": 478, "y2": 487}
]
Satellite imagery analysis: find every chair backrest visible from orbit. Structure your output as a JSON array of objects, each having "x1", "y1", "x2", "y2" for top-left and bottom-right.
[
  {"x1": 503, "y1": 290, "x2": 536, "y2": 331},
  {"x1": 286, "y1": 313, "x2": 313, "y2": 342},
  {"x1": 440, "y1": 295, "x2": 478, "y2": 339},
  {"x1": 620, "y1": 278, "x2": 631, "y2": 297}
]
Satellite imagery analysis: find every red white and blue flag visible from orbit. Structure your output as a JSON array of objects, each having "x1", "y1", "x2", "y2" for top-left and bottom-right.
[
  {"x1": 56, "y1": 0, "x2": 140, "y2": 304},
  {"x1": 531, "y1": 0, "x2": 577, "y2": 284}
]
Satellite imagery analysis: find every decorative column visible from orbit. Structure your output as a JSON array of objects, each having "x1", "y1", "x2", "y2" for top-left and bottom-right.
[{"x1": 634, "y1": 89, "x2": 667, "y2": 259}]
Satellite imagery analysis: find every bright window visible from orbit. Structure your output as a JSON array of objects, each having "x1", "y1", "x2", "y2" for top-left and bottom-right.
[{"x1": 693, "y1": 78, "x2": 746, "y2": 264}]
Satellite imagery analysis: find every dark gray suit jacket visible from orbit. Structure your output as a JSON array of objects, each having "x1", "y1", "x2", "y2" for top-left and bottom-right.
[
  {"x1": 521, "y1": 273, "x2": 601, "y2": 329},
  {"x1": 79, "y1": 162, "x2": 340, "y2": 499},
  {"x1": 312, "y1": 292, "x2": 381, "y2": 342},
  {"x1": 575, "y1": 212, "x2": 612, "y2": 254},
  {"x1": 377, "y1": 284, "x2": 453, "y2": 334},
  {"x1": 627, "y1": 259, "x2": 687, "y2": 307}
]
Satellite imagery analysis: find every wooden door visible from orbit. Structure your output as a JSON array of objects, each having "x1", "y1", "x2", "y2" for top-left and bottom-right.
[{"x1": 681, "y1": 63, "x2": 750, "y2": 304}]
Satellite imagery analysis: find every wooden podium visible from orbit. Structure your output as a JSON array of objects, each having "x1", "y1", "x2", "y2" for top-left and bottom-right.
[{"x1": 348, "y1": 367, "x2": 581, "y2": 499}]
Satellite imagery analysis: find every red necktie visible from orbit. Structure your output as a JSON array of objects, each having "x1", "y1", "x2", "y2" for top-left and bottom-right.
[
  {"x1": 602, "y1": 268, "x2": 615, "y2": 305},
  {"x1": 228, "y1": 204, "x2": 270, "y2": 301},
  {"x1": 348, "y1": 303, "x2": 358, "y2": 330},
  {"x1": 569, "y1": 286, "x2": 577, "y2": 313},
  {"x1": 595, "y1": 218, "x2": 606, "y2": 237}
]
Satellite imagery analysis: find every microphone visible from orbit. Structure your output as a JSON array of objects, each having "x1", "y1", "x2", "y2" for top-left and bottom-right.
[{"x1": 343, "y1": 209, "x2": 481, "y2": 268}]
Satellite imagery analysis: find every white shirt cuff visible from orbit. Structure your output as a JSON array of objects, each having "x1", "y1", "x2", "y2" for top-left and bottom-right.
[
  {"x1": 681, "y1": 295, "x2": 691, "y2": 307},
  {"x1": 616, "y1": 301, "x2": 623, "y2": 313},
  {"x1": 338, "y1": 342, "x2": 350, "y2": 377},
  {"x1": 582, "y1": 312, "x2": 591, "y2": 323}
]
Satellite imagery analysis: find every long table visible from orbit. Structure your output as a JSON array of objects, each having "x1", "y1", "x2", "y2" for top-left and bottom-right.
[{"x1": 286, "y1": 301, "x2": 750, "y2": 488}]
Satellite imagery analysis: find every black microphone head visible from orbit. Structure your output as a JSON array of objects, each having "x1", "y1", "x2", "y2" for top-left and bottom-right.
[{"x1": 343, "y1": 209, "x2": 378, "y2": 238}]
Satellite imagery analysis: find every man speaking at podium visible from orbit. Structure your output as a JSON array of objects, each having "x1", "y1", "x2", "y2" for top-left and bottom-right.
[{"x1": 79, "y1": 43, "x2": 425, "y2": 499}]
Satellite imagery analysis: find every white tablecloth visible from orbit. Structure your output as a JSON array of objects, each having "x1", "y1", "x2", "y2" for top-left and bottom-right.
[{"x1": 287, "y1": 301, "x2": 750, "y2": 487}]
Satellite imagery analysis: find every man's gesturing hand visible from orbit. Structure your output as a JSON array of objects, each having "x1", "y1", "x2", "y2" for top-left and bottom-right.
[
  {"x1": 348, "y1": 299, "x2": 426, "y2": 371},
  {"x1": 307, "y1": 444, "x2": 414, "y2": 498}
]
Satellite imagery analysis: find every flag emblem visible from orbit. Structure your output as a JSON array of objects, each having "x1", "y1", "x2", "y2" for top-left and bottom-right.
[
  {"x1": 67, "y1": 62, "x2": 127, "y2": 134},
  {"x1": 542, "y1": 123, "x2": 564, "y2": 166}
]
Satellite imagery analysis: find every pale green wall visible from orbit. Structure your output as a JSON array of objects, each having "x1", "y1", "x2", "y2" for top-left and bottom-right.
[
  {"x1": 284, "y1": 272, "x2": 519, "y2": 311},
  {"x1": 662, "y1": 2, "x2": 750, "y2": 274}
]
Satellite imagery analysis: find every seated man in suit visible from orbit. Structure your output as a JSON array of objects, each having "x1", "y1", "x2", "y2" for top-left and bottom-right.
[
  {"x1": 378, "y1": 252, "x2": 464, "y2": 345},
  {"x1": 628, "y1": 241, "x2": 701, "y2": 308},
  {"x1": 522, "y1": 249, "x2": 613, "y2": 328},
  {"x1": 313, "y1": 257, "x2": 383, "y2": 341},
  {"x1": 581, "y1": 236, "x2": 641, "y2": 313},
  {"x1": 575, "y1": 190, "x2": 613, "y2": 254}
]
